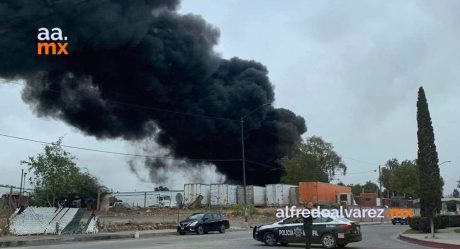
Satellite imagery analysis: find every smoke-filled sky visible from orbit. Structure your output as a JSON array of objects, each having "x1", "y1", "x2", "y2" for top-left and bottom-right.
[{"x1": 0, "y1": 0, "x2": 459, "y2": 195}]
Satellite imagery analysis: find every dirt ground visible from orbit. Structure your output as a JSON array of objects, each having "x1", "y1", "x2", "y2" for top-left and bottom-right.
[{"x1": 91, "y1": 207, "x2": 279, "y2": 232}]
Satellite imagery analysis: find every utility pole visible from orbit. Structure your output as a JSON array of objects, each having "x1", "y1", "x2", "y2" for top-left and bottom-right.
[
  {"x1": 240, "y1": 117, "x2": 248, "y2": 223},
  {"x1": 240, "y1": 103, "x2": 270, "y2": 225},
  {"x1": 19, "y1": 169, "x2": 24, "y2": 197},
  {"x1": 378, "y1": 165, "x2": 382, "y2": 198}
]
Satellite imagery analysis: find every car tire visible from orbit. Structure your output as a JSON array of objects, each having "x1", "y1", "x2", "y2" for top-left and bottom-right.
[
  {"x1": 219, "y1": 224, "x2": 226, "y2": 233},
  {"x1": 392, "y1": 222, "x2": 396, "y2": 225},
  {"x1": 263, "y1": 231, "x2": 277, "y2": 246},
  {"x1": 321, "y1": 233, "x2": 337, "y2": 249},
  {"x1": 338, "y1": 243, "x2": 348, "y2": 247},
  {"x1": 196, "y1": 225, "x2": 204, "y2": 235}
]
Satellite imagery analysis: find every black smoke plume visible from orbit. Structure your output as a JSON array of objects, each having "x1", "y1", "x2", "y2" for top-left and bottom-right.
[{"x1": 0, "y1": 0, "x2": 306, "y2": 185}]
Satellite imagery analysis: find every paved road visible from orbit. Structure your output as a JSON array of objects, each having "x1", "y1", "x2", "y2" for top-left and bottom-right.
[{"x1": 15, "y1": 224, "x2": 430, "y2": 249}]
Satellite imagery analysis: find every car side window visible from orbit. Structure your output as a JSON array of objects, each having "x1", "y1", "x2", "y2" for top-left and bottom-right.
[
  {"x1": 203, "y1": 213, "x2": 211, "y2": 220},
  {"x1": 313, "y1": 216, "x2": 324, "y2": 223},
  {"x1": 211, "y1": 213, "x2": 220, "y2": 220}
]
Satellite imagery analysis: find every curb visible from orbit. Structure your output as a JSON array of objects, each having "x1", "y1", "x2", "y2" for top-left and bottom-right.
[
  {"x1": 399, "y1": 233, "x2": 460, "y2": 249},
  {"x1": 359, "y1": 222, "x2": 390, "y2": 226},
  {"x1": 0, "y1": 228, "x2": 246, "y2": 248}
]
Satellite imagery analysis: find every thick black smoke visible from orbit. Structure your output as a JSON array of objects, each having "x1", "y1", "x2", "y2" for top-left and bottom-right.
[{"x1": 0, "y1": 0, "x2": 306, "y2": 185}]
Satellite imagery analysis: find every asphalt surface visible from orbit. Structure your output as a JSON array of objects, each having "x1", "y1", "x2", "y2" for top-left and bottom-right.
[{"x1": 14, "y1": 224, "x2": 430, "y2": 249}]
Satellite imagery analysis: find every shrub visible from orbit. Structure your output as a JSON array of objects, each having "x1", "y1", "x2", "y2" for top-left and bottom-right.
[
  {"x1": 447, "y1": 215, "x2": 460, "y2": 227},
  {"x1": 408, "y1": 216, "x2": 447, "y2": 233}
]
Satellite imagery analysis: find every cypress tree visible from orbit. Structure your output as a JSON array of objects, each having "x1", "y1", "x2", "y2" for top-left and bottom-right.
[{"x1": 416, "y1": 87, "x2": 442, "y2": 237}]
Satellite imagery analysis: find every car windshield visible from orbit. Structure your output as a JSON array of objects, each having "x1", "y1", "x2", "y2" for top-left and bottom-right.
[
  {"x1": 187, "y1": 213, "x2": 205, "y2": 220},
  {"x1": 335, "y1": 217, "x2": 353, "y2": 223}
]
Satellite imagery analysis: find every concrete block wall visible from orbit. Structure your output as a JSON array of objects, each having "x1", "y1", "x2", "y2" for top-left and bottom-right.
[{"x1": 9, "y1": 207, "x2": 81, "y2": 235}]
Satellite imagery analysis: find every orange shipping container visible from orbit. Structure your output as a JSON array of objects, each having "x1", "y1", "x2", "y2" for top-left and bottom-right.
[{"x1": 298, "y1": 182, "x2": 351, "y2": 205}]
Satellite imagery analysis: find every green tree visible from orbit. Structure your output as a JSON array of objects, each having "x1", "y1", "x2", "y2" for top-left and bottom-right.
[
  {"x1": 390, "y1": 160, "x2": 419, "y2": 198},
  {"x1": 362, "y1": 180, "x2": 379, "y2": 193},
  {"x1": 416, "y1": 87, "x2": 442, "y2": 238},
  {"x1": 155, "y1": 186, "x2": 169, "y2": 191},
  {"x1": 380, "y1": 159, "x2": 420, "y2": 198},
  {"x1": 280, "y1": 136, "x2": 347, "y2": 184},
  {"x1": 453, "y1": 189, "x2": 460, "y2": 198},
  {"x1": 348, "y1": 181, "x2": 377, "y2": 196},
  {"x1": 21, "y1": 138, "x2": 107, "y2": 207},
  {"x1": 349, "y1": 184, "x2": 363, "y2": 196},
  {"x1": 380, "y1": 158, "x2": 399, "y2": 196},
  {"x1": 77, "y1": 170, "x2": 109, "y2": 199}
]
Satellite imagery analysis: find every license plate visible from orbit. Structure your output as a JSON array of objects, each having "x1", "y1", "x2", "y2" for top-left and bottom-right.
[{"x1": 181, "y1": 227, "x2": 184, "y2": 230}]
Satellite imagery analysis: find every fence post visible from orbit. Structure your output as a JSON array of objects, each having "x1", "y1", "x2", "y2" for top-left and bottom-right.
[
  {"x1": 9, "y1": 186, "x2": 13, "y2": 208},
  {"x1": 96, "y1": 188, "x2": 101, "y2": 211},
  {"x1": 144, "y1": 192, "x2": 147, "y2": 209}
]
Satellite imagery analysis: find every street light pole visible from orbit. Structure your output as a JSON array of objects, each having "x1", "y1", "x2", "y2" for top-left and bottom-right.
[
  {"x1": 240, "y1": 103, "x2": 271, "y2": 225},
  {"x1": 439, "y1": 160, "x2": 452, "y2": 166}
]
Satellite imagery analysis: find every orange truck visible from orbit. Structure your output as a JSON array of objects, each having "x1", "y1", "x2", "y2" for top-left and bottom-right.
[{"x1": 298, "y1": 182, "x2": 352, "y2": 205}]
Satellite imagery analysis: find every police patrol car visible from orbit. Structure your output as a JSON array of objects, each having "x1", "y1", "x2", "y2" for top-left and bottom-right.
[{"x1": 253, "y1": 215, "x2": 362, "y2": 248}]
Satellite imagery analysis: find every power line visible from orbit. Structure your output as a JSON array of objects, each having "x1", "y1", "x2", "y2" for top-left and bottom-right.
[
  {"x1": 6, "y1": 81, "x2": 240, "y2": 122},
  {"x1": 0, "y1": 132, "x2": 240, "y2": 162},
  {"x1": 341, "y1": 156, "x2": 380, "y2": 166}
]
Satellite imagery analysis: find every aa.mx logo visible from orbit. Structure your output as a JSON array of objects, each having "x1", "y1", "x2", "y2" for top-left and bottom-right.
[{"x1": 36, "y1": 27, "x2": 69, "y2": 55}]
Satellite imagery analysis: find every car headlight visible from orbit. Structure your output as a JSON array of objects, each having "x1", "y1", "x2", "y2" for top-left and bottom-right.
[{"x1": 189, "y1": 221, "x2": 198, "y2": 226}]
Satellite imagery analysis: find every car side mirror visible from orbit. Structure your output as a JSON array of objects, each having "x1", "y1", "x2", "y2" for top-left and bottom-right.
[{"x1": 203, "y1": 217, "x2": 208, "y2": 221}]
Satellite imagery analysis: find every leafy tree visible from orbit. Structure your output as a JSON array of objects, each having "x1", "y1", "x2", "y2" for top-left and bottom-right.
[
  {"x1": 280, "y1": 136, "x2": 346, "y2": 184},
  {"x1": 348, "y1": 181, "x2": 378, "y2": 196},
  {"x1": 380, "y1": 158, "x2": 399, "y2": 196},
  {"x1": 380, "y1": 159, "x2": 420, "y2": 198},
  {"x1": 390, "y1": 160, "x2": 419, "y2": 198},
  {"x1": 362, "y1": 181, "x2": 379, "y2": 193},
  {"x1": 348, "y1": 184, "x2": 363, "y2": 196},
  {"x1": 154, "y1": 186, "x2": 169, "y2": 191},
  {"x1": 77, "y1": 170, "x2": 109, "y2": 200},
  {"x1": 22, "y1": 138, "x2": 107, "y2": 207},
  {"x1": 416, "y1": 87, "x2": 442, "y2": 238},
  {"x1": 453, "y1": 189, "x2": 460, "y2": 198}
]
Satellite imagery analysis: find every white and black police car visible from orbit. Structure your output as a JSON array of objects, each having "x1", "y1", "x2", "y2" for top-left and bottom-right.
[{"x1": 253, "y1": 215, "x2": 362, "y2": 248}]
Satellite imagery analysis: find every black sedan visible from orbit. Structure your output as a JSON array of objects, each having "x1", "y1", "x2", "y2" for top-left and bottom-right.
[
  {"x1": 392, "y1": 216, "x2": 408, "y2": 225},
  {"x1": 177, "y1": 212, "x2": 230, "y2": 235},
  {"x1": 253, "y1": 215, "x2": 361, "y2": 248}
]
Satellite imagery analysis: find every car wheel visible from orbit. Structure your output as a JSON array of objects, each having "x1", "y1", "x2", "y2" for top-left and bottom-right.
[
  {"x1": 392, "y1": 222, "x2": 396, "y2": 225},
  {"x1": 321, "y1": 233, "x2": 337, "y2": 249},
  {"x1": 196, "y1": 225, "x2": 204, "y2": 235},
  {"x1": 263, "y1": 231, "x2": 277, "y2": 246},
  {"x1": 219, "y1": 224, "x2": 226, "y2": 233},
  {"x1": 338, "y1": 243, "x2": 348, "y2": 247}
]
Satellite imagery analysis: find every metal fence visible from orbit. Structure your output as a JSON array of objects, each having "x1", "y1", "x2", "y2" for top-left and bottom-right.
[{"x1": 0, "y1": 185, "x2": 33, "y2": 210}]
